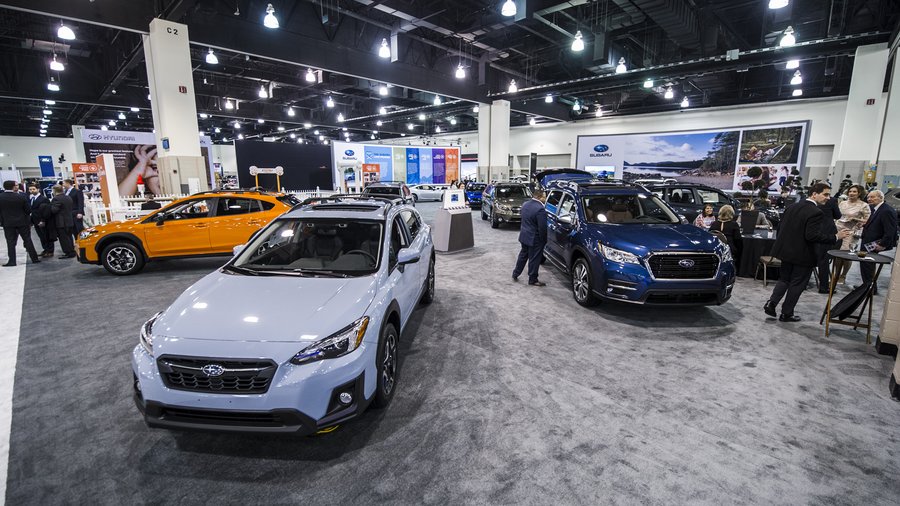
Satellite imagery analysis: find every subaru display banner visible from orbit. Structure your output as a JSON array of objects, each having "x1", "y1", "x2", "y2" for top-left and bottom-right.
[
  {"x1": 80, "y1": 129, "x2": 215, "y2": 196},
  {"x1": 38, "y1": 155, "x2": 55, "y2": 177},
  {"x1": 331, "y1": 141, "x2": 460, "y2": 187},
  {"x1": 574, "y1": 120, "x2": 809, "y2": 191},
  {"x1": 432, "y1": 149, "x2": 446, "y2": 184}
]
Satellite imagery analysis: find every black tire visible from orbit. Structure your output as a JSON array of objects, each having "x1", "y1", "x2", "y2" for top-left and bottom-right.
[
  {"x1": 481, "y1": 207, "x2": 487, "y2": 220},
  {"x1": 571, "y1": 257, "x2": 598, "y2": 307},
  {"x1": 372, "y1": 322, "x2": 399, "y2": 409},
  {"x1": 412, "y1": 193, "x2": 419, "y2": 202},
  {"x1": 101, "y1": 241, "x2": 145, "y2": 275},
  {"x1": 490, "y1": 208, "x2": 499, "y2": 228},
  {"x1": 420, "y1": 256, "x2": 435, "y2": 304}
]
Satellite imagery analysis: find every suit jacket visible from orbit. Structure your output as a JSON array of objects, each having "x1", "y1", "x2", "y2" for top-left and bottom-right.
[
  {"x1": 65, "y1": 187, "x2": 85, "y2": 214},
  {"x1": 141, "y1": 201, "x2": 162, "y2": 210},
  {"x1": 771, "y1": 200, "x2": 836, "y2": 266},
  {"x1": 518, "y1": 199, "x2": 547, "y2": 247},
  {"x1": 50, "y1": 194, "x2": 75, "y2": 228},
  {"x1": 861, "y1": 203, "x2": 899, "y2": 251},
  {"x1": 28, "y1": 194, "x2": 52, "y2": 225},
  {"x1": 0, "y1": 190, "x2": 32, "y2": 228},
  {"x1": 818, "y1": 197, "x2": 840, "y2": 236}
]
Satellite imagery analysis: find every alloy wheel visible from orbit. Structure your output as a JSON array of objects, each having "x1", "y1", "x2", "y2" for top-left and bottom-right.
[
  {"x1": 381, "y1": 333, "x2": 397, "y2": 395},
  {"x1": 573, "y1": 262, "x2": 589, "y2": 302},
  {"x1": 108, "y1": 247, "x2": 136, "y2": 273}
]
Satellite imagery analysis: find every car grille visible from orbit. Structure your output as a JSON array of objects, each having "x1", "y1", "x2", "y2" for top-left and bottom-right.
[
  {"x1": 158, "y1": 406, "x2": 287, "y2": 427},
  {"x1": 647, "y1": 253, "x2": 719, "y2": 279},
  {"x1": 645, "y1": 292, "x2": 719, "y2": 304},
  {"x1": 157, "y1": 355, "x2": 277, "y2": 394},
  {"x1": 511, "y1": 206, "x2": 521, "y2": 214}
]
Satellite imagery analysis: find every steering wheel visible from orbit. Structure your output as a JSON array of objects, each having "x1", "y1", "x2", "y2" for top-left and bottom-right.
[{"x1": 344, "y1": 249, "x2": 377, "y2": 265}]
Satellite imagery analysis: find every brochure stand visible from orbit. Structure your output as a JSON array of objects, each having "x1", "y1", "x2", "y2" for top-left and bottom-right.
[{"x1": 433, "y1": 190, "x2": 474, "y2": 252}]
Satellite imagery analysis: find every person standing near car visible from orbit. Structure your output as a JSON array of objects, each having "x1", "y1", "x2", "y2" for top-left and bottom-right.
[
  {"x1": 814, "y1": 193, "x2": 841, "y2": 293},
  {"x1": 0, "y1": 180, "x2": 41, "y2": 266},
  {"x1": 858, "y1": 190, "x2": 898, "y2": 293},
  {"x1": 63, "y1": 179, "x2": 84, "y2": 239},
  {"x1": 764, "y1": 183, "x2": 849, "y2": 322},
  {"x1": 512, "y1": 188, "x2": 548, "y2": 286},
  {"x1": 50, "y1": 185, "x2": 76, "y2": 259},
  {"x1": 27, "y1": 184, "x2": 55, "y2": 257}
]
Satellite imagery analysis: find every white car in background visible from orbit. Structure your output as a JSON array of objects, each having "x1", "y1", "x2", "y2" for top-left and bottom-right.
[{"x1": 408, "y1": 184, "x2": 447, "y2": 202}]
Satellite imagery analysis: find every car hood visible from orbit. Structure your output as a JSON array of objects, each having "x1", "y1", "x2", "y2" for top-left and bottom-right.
[
  {"x1": 595, "y1": 224, "x2": 718, "y2": 256},
  {"x1": 90, "y1": 217, "x2": 147, "y2": 234},
  {"x1": 495, "y1": 196, "x2": 529, "y2": 206},
  {"x1": 153, "y1": 270, "x2": 378, "y2": 343}
]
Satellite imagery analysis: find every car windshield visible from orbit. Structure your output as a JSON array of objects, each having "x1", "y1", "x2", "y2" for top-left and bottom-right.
[
  {"x1": 581, "y1": 194, "x2": 679, "y2": 224},
  {"x1": 364, "y1": 187, "x2": 400, "y2": 197},
  {"x1": 467, "y1": 184, "x2": 486, "y2": 192},
  {"x1": 277, "y1": 194, "x2": 302, "y2": 206},
  {"x1": 496, "y1": 186, "x2": 531, "y2": 198},
  {"x1": 231, "y1": 218, "x2": 383, "y2": 276}
]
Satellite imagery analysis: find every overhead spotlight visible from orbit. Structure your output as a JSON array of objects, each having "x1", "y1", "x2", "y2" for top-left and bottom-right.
[
  {"x1": 529, "y1": 117, "x2": 536, "y2": 126},
  {"x1": 258, "y1": 85, "x2": 268, "y2": 99},
  {"x1": 418, "y1": 113, "x2": 426, "y2": 121},
  {"x1": 323, "y1": 140, "x2": 329, "y2": 145},
  {"x1": 233, "y1": 121, "x2": 241, "y2": 129},
  {"x1": 473, "y1": 105, "x2": 479, "y2": 113},
  {"x1": 571, "y1": 31, "x2": 585, "y2": 52},
  {"x1": 595, "y1": 107, "x2": 603, "y2": 118},
  {"x1": 57, "y1": 21, "x2": 75, "y2": 41},
  {"x1": 378, "y1": 85, "x2": 389, "y2": 96},
  {"x1": 289, "y1": 132, "x2": 296, "y2": 138},
  {"x1": 455, "y1": 64, "x2": 466, "y2": 79},
  {"x1": 435, "y1": 126, "x2": 442, "y2": 133},
  {"x1": 543, "y1": 94, "x2": 553, "y2": 104},
  {"x1": 779, "y1": 26, "x2": 796, "y2": 47},
  {"x1": 206, "y1": 49, "x2": 218, "y2": 65},
  {"x1": 643, "y1": 79, "x2": 654, "y2": 88},
  {"x1": 287, "y1": 107, "x2": 295, "y2": 117},
  {"x1": 305, "y1": 68, "x2": 316, "y2": 83},
  {"x1": 257, "y1": 118, "x2": 265, "y2": 124},
  {"x1": 792, "y1": 89, "x2": 803, "y2": 97},
  {"x1": 304, "y1": 123, "x2": 312, "y2": 128},
  {"x1": 508, "y1": 80, "x2": 518, "y2": 93},
  {"x1": 108, "y1": 120, "x2": 116, "y2": 126},
  {"x1": 371, "y1": 134, "x2": 376, "y2": 140},
  {"x1": 277, "y1": 125, "x2": 285, "y2": 131},
  {"x1": 501, "y1": 0, "x2": 516, "y2": 17},
  {"x1": 313, "y1": 129, "x2": 320, "y2": 135},
  {"x1": 786, "y1": 59, "x2": 800, "y2": 69},
  {"x1": 376, "y1": 120, "x2": 383, "y2": 126},
  {"x1": 42, "y1": 109, "x2": 52, "y2": 115},
  {"x1": 147, "y1": 93, "x2": 151, "y2": 100},
  {"x1": 378, "y1": 38, "x2": 391, "y2": 59},
  {"x1": 407, "y1": 123, "x2": 414, "y2": 130},
  {"x1": 433, "y1": 95, "x2": 442, "y2": 106},
  {"x1": 297, "y1": 138, "x2": 303, "y2": 144},
  {"x1": 342, "y1": 127, "x2": 348, "y2": 132},
  {"x1": 450, "y1": 118, "x2": 457, "y2": 125},
  {"x1": 379, "y1": 106, "x2": 387, "y2": 115},
  {"x1": 664, "y1": 86, "x2": 674, "y2": 99},
  {"x1": 44, "y1": 100, "x2": 56, "y2": 105},
  {"x1": 214, "y1": 127, "x2": 221, "y2": 133},
  {"x1": 263, "y1": 3, "x2": 279, "y2": 29},
  {"x1": 769, "y1": 0, "x2": 789, "y2": 9},
  {"x1": 373, "y1": 130, "x2": 379, "y2": 134},
  {"x1": 680, "y1": 96, "x2": 689, "y2": 108},
  {"x1": 337, "y1": 113, "x2": 345, "y2": 122},
  {"x1": 199, "y1": 113, "x2": 209, "y2": 119},
  {"x1": 47, "y1": 77, "x2": 60, "y2": 92},
  {"x1": 130, "y1": 107, "x2": 139, "y2": 112},
  {"x1": 572, "y1": 101, "x2": 581, "y2": 112},
  {"x1": 39, "y1": 134, "x2": 46, "y2": 137},
  {"x1": 238, "y1": 133, "x2": 244, "y2": 140},
  {"x1": 49, "y1": 54, "x2": 64, "y2": 72},
  {"x1": 100, "y1": 125, "x2": 108, "y2": 131},
  {"x1": 318, "y1": 135, "x2": 324, "y2": 140},
  {"x1": 225, "y1": 99, "x2": 235, "y2": 110},
  {"x1": 326, "y1": 96, "x2": 335, "y2": 108},
  {"x1": 615, "y1": 57, "x2": 627, "y2": 74},
  {"x1": 118, "y1": 112, "x2": 126, "y2": 120},
  {"x1": 790, "y1": 70, "x2": 802, "y2": 85}
]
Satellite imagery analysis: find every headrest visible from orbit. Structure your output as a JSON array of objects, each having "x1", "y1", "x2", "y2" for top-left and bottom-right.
[{"x1": 316, "y1": 229, "x2": 337, "y2": 237}]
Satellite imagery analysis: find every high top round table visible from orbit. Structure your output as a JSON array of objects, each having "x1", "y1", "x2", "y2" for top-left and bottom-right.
[{"x1": 821, "y1": 249, "x2": 892, "y2": 343}]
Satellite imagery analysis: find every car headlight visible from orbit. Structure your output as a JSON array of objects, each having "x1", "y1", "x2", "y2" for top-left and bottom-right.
[
  {"x1": 717, "y1": 243, "x2": 733, "y2": 263},
  {"x1": 599, "y1": 242, "x2": 640, "y2": 264},
  {"x1": 78, "y1": 228, "x2": 97, "y2": 240},
  {"x1": 290, "y1": 317, "x2": 369, "y2": 365},
  {"x1": 140, "y1": 311, "x2": 163, "y2": 355},
  {"x1": 496, "y1": 204, "x2": 511, "y2": 212}
]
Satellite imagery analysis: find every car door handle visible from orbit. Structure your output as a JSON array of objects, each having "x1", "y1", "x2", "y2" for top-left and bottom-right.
[{"x1": 191, "y1": 223, "x2": 209, "y2": 229}]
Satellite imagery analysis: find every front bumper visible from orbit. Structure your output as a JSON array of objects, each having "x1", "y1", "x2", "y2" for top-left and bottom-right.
[
  {"x1": 594, "y1": 258, "x2": 735, "y2": 305},
  {"x1": 495, "y1": 211, "x2": 521, "y2": 223},
  {"x1": 76, "y1": 239, "x2": 100, "y2": 264}
]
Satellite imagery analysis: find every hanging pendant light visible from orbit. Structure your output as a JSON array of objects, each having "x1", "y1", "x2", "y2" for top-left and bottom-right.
[
  {"x1": 595, "y1": 107, "x2": 603, "y2": 118},
  {"x1": 643, "y1": 79, "x2": 654, "y2": 89},
  {"x1": 769, "y1": 0, "x2": 789, "y2": 9},
  {"x1": 680, "y1": 96, "x2": 689, "y2": 108},
  {"x1": 326, "y1": 96, "x2": 335, "y2": 108},
  {"x1": 57, "y1": 21, "x2": 75, "y2": 41},
  {"x1": 455, "y1": 64, "x2": 466, "y2": 79},
  {"x1": 790, "y1": 70, "x2": 802, "y2": 85},
  {"x1": 47, "y1": 77, "x2": 60, "y2": 92},
  {"x1": 378, "y1": 38, "x2": 391, "y2": 59},
  {"x1": 792, "y1": 89, "x2": 803, "y2": 97},
  {"x1": 615, "y1": 57, "x2": 627, "y2": 74},
  {"x1": 379, "y1": 106, "x2": 387, "y2": 115},
  {"x1": 206, "y1": 49, "x2": 218, "y2": 65},
  {"x1": 529, "y1": 117, "x2": 536, "y2": 126},
  {"x1": 337, "y1": 113, "x2": 345, "y2": 122},
  {"x1": 287, "y1": 107, "x2": 295, "y2": 117},
  {"x1": 225, "y1": 99, "x2": 235, "y2": 110},
  {"x1": 49, "y1": 54, "x2": 64, "y2": 72},
  {"x1": 786, "y1": 59, "x2": 799, "y2": 70},
  {"x1": 508, "y1": 80, "x2": 518, "y2": 93},
  {"x1": 473, "y1": 105, "x2": 479, "y2": 113},
  {"x1": 545, "y1": 94, "x2": 553, "y2": 103},
  {"x1": 571, "y1": 31, "x2": 585, "y2": 52},
  {"x1": 664, "y1": 86, "x2": 674, "y2": 99},
  {"x1": 501, "y1": 0, "x2": 516, "y2": 17},
  {"x1": 305, "y1": 68, "x2": 316, "y2": 83},
  {"x1": 572, "y1": 101, "x2": 581, "y2": 112},
  {"x1": 258, "y1": 85, "x2": 268, "y2": 98},
  {"x1": 779, "y1": 26, "x2": 796, "y2": 47},
  {"x1": 263, "y1": 4, "x2": 279, "y2": 29},
  {"x1": 433, "y1": 95, "x2": 443, "y2": 105}
]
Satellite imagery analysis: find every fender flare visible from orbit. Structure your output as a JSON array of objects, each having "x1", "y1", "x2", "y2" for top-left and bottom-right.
[{"x1": 96, "y1": 232, "x2": 148, "y2": 260}]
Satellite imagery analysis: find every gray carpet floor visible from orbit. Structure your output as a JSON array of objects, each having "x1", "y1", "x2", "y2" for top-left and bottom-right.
[{"x1": 6, "y1": 202, "x2": 900, "y2": 505}]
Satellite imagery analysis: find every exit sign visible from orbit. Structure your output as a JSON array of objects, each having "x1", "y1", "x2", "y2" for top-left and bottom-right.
[
  {"x1": 178, "y1": 85, "x2": 187, "y2": 93},
  {"x1": 866, "y1": 98, "x2": 876, "y2": 105}
]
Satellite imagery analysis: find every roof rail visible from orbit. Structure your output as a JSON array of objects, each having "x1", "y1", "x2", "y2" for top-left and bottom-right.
[
  {"x1": 547, "y1": 178, "x2": 638, "y2": 193},
  {"x1": 192, "y1": 188, "x2": 272, "y2": 196},
  {"x1": 291, "y1": 193, "x2": 400, "y2": 212}
]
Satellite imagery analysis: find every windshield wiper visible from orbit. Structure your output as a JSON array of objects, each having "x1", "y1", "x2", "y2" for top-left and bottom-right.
[
  {"x1": 222, "y1": 264, "x2": 260, "y2": 275},
  {"x1": 293, "y1": 269, "x2": 350, "y2": 278}
]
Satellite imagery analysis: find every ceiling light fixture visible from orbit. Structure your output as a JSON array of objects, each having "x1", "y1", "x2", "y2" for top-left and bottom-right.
[
  {"x1": 199, "y1": 113, "x2": 208, "y2": 119},
  {"x1": 508, "y1": 80, "x2": 518, "y2": 93},
  {"x1": 572, "y1": 101, "x2": 581, "y2": 112},
  {"x1": 615, "y1": 57, "x2": 627, "y2": 74},
  {"x1": 313, "y1": 130, "x2": 320, "y2": 135},
  {"x1": 792, "y1": 89, "x2": 803, "y2": 97},
  {"x1": 287, "y1": 107, "x2": 295, "y2": 117},
  {"x1": 43, "y1": 109, "x2": 53, "y2": 115},
  {"x1": 407, "y1": 123, "x2": 414, "y2": 130},
  {"x1": 225, "y1": 99, "x2": 234, "y2": 110},
  {"x1": 100, "y1": 125, "x2": 108, "y2": 131},
  {"x1": 238, "y1": 134, "x2": 244, "y2": 140},
  {"x1": 769, "y1": 0, "x2": 789, "y2": 9},
  {"x1": 108, "y1": 120, "x2": 116, "y2": 126},
  {"x1": 371, "y1": 134, "x2": 376, "y2": 140},
  {"x1": 450, "y1": 118, "x2": 457, "y2": 125},
  {"x1": 376, "y1": 120, "x2": 383, "y2": 126},
  {"x1": 379, "y1": 106, "x2": 387, "y2": 115},
  {"x1": 433, "y1": 95, "x2": 442, "y2": 105},
  {"x1": 118, "y1": 112, "x2": 126, "y2": 120},
  {"x1": 305, "y1": 68, "x2": 316, "y2": 83},
  {"x1": 501, "y1": 0, "x2": 516, "y2": 17},
  {"x1": 595, "y1": 107, "x2": 603, "y2": 118},
  {"x1": 418, "y1": 113, "x2": 426, "y2": 121},
  {"x1": 378, "y1": 38, "x2": 391, "y2": 59},
  {"x1": 643, "y1": 79, "x2": 654, "y2": 88},
  {"x1": 258, "y1": 85, "x2": 268, "y2": 99},
  {"x1": 378, "y1": 85, "x2": 389, "y2": 96},
  {"x1": 435, "y1": 126, "x2": 442, "y2": 133},
  {"x1": 263, "y1": 3, "x2": 279, "y2": 29},
  {"x1": 45, "y1": 100, "x2": 56, "y2": 105},
  {"x1": 130, "y1": 107, "x2": 139, "y2": 112},
  {"x1": 257, "y1": 118, "x2": 265, "y2": 124},
  {"x1": 297, "y1": 138, "x2": 303, "y2": 144},
  {"x1": 455, "y1": 64, "x2": 466, "y2": 79},
  {"x1": 233, "y1": 121, "x2": 241, "y2": 129},
  {"x1": 57, "y1": 21, "x2": 75, "y2": 41},
  {"x1": 473, "y1": 105, "x2": 479, "y2": 113},
  {"x1": 326, "y1": 96, "x2": 335, "y2": 108},
  {"x1": 206, "y1": 49, "x2": 218, "y2": 65},
  {"x1": 779, "y1": 26, "x2": 796, "y2": 47},
  {"x1": 304, "y1": 123, "x2": 312, "y2": 128},
  {"x1": 680, "y1": 96, "x2": 689, "y2": 108},
  {"x1": 47, "y1": 78, "x2": 60, "y2": 92},
  {"x1": 544, "y1": 94, "x2": 553, "y2": 103},
  {"x1": 786, "y1": 59, "x2": 800, "y2": 70},
  {"x1": 337, "y1": 113, "x2": 345, "y2": 122},
  {"x1": 277, "y1": 125, "x2": 285, "y2": 131},
  {"x1": 790, "y1": 70, "x2": 803, "y2": 85},
  {"x1": 49, "y1": 54, "x2": 64, "y2": 72},
  {"x1": 664, "y1": 86, "x2": 674, "y2": 99},
  {"x1": 289, "y1": 133, "x2": 296, "y2": 138},
  {"x1": 571, "y1": 31, "x2": 585, "y2": 52},
  {"x1": 214, "y1": 127, "x2": 221, "y2": 133},
  {"x1": 529, "y1": 117, "x2": 536, "y2": 126}
]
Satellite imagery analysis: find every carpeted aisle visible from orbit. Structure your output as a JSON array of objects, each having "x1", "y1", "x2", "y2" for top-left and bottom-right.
[{"x1": 5, "y1": 203, "x2": 900, "y2": 504}]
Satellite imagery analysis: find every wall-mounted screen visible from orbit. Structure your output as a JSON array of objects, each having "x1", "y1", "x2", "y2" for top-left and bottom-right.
[{"x1": 332, "y1": 142, "x2": 460, "y2": 189}]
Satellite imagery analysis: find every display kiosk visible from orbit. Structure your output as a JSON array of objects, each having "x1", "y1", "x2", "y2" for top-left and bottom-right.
[{"x1": 433, "y1": 189, "x2": 474, "y2": 252}]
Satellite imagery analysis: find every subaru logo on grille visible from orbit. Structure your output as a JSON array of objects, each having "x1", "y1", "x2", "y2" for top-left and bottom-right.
[
  {"x1": 679, "y1": 259, "x2": 695, "y2": 268},
  {"x1": 201, "y1": 364, "x2": 225, "y2": 377},
  {"x1": 593, "y1": 144, "x2": 609, "y2": 153}
]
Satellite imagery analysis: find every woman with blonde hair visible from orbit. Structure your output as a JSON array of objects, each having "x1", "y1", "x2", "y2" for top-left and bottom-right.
[
  {"x1": 833, "y1": 184, "x2": 870, "y2": 283},
  {"x1": 709, "y1": 204, "x2": 742, "y2": 261}
]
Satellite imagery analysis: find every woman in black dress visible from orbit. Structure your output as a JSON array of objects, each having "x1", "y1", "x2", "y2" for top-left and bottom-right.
[{"x1": 710, "y1": 204, "x2": 742, "y2": 262}]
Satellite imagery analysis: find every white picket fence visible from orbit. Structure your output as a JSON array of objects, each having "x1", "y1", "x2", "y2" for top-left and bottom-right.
[{"x1": 85, "y1": 188, "x2": 336, "y2": 226}]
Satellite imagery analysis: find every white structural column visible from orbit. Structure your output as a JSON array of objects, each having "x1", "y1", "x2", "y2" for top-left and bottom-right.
[
  {"x1": 831, "y1": 43, "x2": 889, "y2": 182},
  {"x1": 476, "y1": 101, "x2": 512, "y2": 182},
  {"x1": 0, "y1": 249, "x2": 26, "y2": 505},
  {"x1": 143, "y1": 19, "x2": 208, "y2": 194}
]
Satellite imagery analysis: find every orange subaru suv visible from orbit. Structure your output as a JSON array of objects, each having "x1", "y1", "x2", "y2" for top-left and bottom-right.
[{"x1": 77, "y1": 190, "x2": 300, "y2": 275}]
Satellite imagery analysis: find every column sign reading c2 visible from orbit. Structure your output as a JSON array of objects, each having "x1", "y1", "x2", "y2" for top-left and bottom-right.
[{"x1": 38, "y1": 155, "x2": 54, "y2": 177}]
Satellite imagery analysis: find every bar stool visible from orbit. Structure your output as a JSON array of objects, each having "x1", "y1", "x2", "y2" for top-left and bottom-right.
[{"x1": 756, "y1": 256, "x2": 781, "y2": 286}]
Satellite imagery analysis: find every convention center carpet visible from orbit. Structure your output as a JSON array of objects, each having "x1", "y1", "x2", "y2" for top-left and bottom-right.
[{"x1": 6, "y1": 202, "x2": 900, "y2": 504}]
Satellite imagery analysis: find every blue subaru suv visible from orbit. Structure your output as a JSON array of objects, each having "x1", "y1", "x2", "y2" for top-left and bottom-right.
[
  {"x1": 542, "y1": 180, "x2": 735, "y2": 306},
  {"x1": 465, "y1": 182, "x2": 486, "y2": 208}
]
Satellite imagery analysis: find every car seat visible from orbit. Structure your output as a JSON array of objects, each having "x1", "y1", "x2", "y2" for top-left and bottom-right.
[
  {"x1": 606, "y1": 202, "x2": 633, "y2": 223},
  {"x1": 305, "y1": 229, "x2": 344, "y2": 260},
  {"x1": 359, "y1": 226, "x2": 382, "y2": 259}
]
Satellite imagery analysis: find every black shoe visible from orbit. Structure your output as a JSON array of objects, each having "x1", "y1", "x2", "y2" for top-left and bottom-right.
[
  {"x1": 779, "y1": 314, "x2": 801, "y2": 322},
  {"x1": 528, "y1": 281, "x2": 546, "y2": 287},
  {"x1": 30, "y1": 259, "x2": 40, "y2": 264},
  {"x1": 818, "y1": 289, "x2": 829, "y2": 294},
  {"x1": 2, "y1": 262, "x2": 15, "y2": 267},
  {"x1": 58, "y1": 253, "x2": 76, "y2": 259},
  {"x1": 764, "y1": 301, "x2": 777, "y2": 317},
  {"x1": 512, "y1": 274, "x2": 519, "y2": 282}
]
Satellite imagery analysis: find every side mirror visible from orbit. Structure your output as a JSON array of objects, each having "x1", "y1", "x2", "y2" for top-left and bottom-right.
[
  {"x1": 232, "y1": 244, "x2": 245, "y2": 257},
  {"x1": 678, "y1": 214, "x2": 688, "y2": 224},
  {"x1": 397, "y1": 247, "x2": 420, "y2": 265},
  {"x1": 558, "y1": 213, "x2": 573, "y2": 225},
  {"x1": 155, "y1": 213, "x2": 167, "y2": 226}
]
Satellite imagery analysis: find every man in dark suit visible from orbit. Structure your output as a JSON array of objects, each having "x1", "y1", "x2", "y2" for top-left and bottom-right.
[
  {"x1": 141, "y1": 194, "x2": 162, "y2": 210},
  {"x1": 815, "y1": 195, "x2": 841, "y2": 293},
  {"x1": 27, "y1": 184, "x2": 54, "y2": 257},
  {"x1": 63, "y1": 178, "x2": 84, "y2": 239},
  {"x1": 764, "y1": 183, "x2": 849, "y2": 322},
  {"x1": 512, "y1": 187, "x2": 548, "y2": 286},
  {"x1": 859, "y1": 190, "x2": 898, "y2": 291},
  {"x1": 0, "y1": 180, "x2": 41, "y2": 266},
  {"x1": 50, "y1": 184, "x2": 76, "y2": 259}
]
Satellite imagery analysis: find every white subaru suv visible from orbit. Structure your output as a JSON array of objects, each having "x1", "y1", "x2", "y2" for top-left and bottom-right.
[{"x1": 132, "y1": 196, "x2": 434, "y2": 433}]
